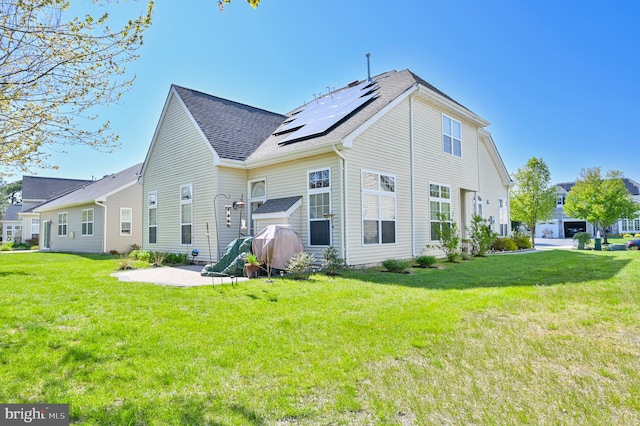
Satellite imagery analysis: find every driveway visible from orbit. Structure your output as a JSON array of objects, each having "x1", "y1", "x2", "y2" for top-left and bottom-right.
[{"x1": 533, "y1": 238, "x2": 575, "y2": 250}]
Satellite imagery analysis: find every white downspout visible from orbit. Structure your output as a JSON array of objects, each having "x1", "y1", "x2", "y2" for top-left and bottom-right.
[
  {"x1": 410, "y1": 96, "x2": 416, "y2": 257},
  {"x1": 95, "y1": 200, "x2": 107, "y2": 254},
  {"x1": 332, "y1": 144, "x2": 349, "y2": 265}
]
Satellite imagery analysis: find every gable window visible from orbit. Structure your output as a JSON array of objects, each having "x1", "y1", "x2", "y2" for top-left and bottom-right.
[
  {"x1": 248, "y1": 179, "x2": 266, "y2": 235},
  {"x1": 430, "y1": 183, "x2": 451, "y2": 241},
  {"x1": 81, "y1": 208, "x2": 94, "y2": 236},
  {"x1": 121, "y1": 208, "x2": 132, "y2": 235},
  {"x1": 308, "y1": 169, "x2": 331, "y2": 246},
  {"x1": 180, "y1": 184, "x2": 192, "y2": 245},
  {"x1": 556, "y1": 195, "x2": 565, "y2": 206},
  {"x1": 148, "y1": 191, "x2": 157, "y2": 244},
  {"x1": 362, "y1": 170, "x2": 396, "y2": 245},
  {"x1": 58, "y1": 212, "x2": 68, "y2": 237},
  {"x1": 442, "y1": 114, "x2": 462, "y2": 157}
]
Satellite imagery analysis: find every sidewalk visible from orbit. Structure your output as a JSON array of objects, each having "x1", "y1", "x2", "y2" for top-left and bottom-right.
[{"x1": 112, "y1": 264, "x2": 248, "y2": 287}]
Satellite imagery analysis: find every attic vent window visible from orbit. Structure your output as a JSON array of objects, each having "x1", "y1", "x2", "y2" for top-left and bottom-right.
[{"x1": 181, "y1": 186, "x2": 192, "y2": 200}]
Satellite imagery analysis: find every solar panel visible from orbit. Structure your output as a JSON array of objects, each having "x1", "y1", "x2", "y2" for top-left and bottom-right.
[{"x1": 274, "y1": 80, "x2": 379, "y2": 144}]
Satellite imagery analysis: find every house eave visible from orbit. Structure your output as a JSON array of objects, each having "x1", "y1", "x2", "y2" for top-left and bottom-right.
[
  {"x1": 242, "y1": 142, "x2": 344, "y2": 169},
  {"x1": 417, "y1": 86, "x2": 490, "y2": 128}
]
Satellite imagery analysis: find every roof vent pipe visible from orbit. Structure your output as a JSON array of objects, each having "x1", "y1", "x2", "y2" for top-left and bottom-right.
[{"x1": 366, "y1": 52, "x2": 371, "y2": 82}]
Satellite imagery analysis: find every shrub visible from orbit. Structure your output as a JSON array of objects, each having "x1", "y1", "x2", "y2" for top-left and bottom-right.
[
  {"x1": 286, "y1": 252, "x2": 316, "y2": 280},
  {"x1": 461, "y1": 252, "x2": 472, "y2": 261},
  {"x1": 12, "y1": 242, "x2": 31, "y2": 250},
  {"x1": 322, "y1": 246, "x2": 345, "y2": 276},
  {"x1": 164, "y1": 252, "x2": 188, "y2": 265},
  {"x1": 151, "y1": 251, "x2": 166, "y2": 267},
  {"x1": 573, "y1": 232, "x2": 591, "y2": 250},
  {"x1": 492, "y1": 237, "x2": 518, "y2": 251},
  {"x1": 110, "y1": 250, "x2": 119, "y2": 255},
  {"x1": 431, "y1": 216, "x2": 460, "y2": 262},
  {"x1": 512, "y1": 232, "x2": 532, "y2": 249},
  {"x1": 382, "y1": 259, "x2": 411, "y2": 273},
  {"x1": 414, "y1": 255, "x2": 437, "y2": 268},
  {"x1": 129, "y1": 250, "x2": 151, "y2": 262},
  {"x1": 130, "y1": 243, "x2": 141, "y2": 251},
  {"x1": 468, "y1": 215, "x2": 495, "y2": 256},
  {"x1": 118, "y1": 254, "x2": 135, "y2": 270},
  {"x1": 0, "y1": 244, "x2": 12, "y2": 251}
]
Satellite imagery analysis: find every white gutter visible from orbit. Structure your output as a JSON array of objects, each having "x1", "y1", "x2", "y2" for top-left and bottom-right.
[
  {"x1": 332, "y1": 144, "x2": 349, "y2": 265},
  {"x1": 95, "y1": 200, "x2": 107, "y2": 254}
]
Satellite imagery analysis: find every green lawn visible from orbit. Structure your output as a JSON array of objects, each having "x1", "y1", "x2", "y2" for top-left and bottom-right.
[{"x1": 1, "y1": 251, "x2": 639, "y2": 425}]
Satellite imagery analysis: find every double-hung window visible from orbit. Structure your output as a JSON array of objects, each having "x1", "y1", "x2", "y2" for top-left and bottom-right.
[
  {"x1": 31, "y1": 218, "x2": 39, "y2": 237},
  {"x1": 180, "y1": 184, "x2": 193, "y2": 245},
  {"x1": 81, "y1": 208, "x2": 94, "y2": 236},
  {"x1": 121, "y1": 208, "x2": 132, "y2": 235},
  {"x1": 430, "y1": 183, "x2": 452, "y2": 241},
  {"x1": 148, "y1": 191, "x2": 158, "y2": 244},
  {"x1": 442, "y1": 114, "x2": 462, "y2": 157},
  {"x1": 58, "y1": 212, "x2": 68, "y2": 237},
  {"x1": 308, "y1": 169, "x2": 331, "y2": 246},
  {"x1": 362, "y1": 171, "x2": 396, "y2": 245}
]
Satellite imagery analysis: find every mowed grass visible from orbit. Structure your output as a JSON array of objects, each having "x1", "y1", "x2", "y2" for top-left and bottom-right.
[{"x1": 1, "y1": 251, "x2": 639, "y2": 425}]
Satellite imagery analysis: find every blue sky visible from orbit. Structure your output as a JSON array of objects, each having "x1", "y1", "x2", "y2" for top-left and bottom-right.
[{"x1": 20, "y1": 0, "x2": 640, "y2": 184}]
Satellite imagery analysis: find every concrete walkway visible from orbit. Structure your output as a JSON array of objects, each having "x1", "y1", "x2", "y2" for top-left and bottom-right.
[
  {"x1": 112, "y1": 264, "x2": 248, "y2": 287},
  {"x1": 533, "y1": 238, "x2": 575, "y2": 250}
]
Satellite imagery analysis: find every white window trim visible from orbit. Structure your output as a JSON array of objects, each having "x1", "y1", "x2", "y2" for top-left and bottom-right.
[
  {"x1": 30, "y1": 218, "x2": 39, "y2": 236},
  {"x1": 81, "y1": 208, "x2": 94, "y2": 236},
  {"x1": 120, "y1": 207, "x2": 133, "y2": 236},
  {"x1": 442, "y1": 113, "x2": 462, "y2": 158},
  {"x1": 429, "y1": 182, "x2": 452, "y2": 242},
  {"x1": 180, "y1": 184, "x2": 193, "y2": 246},
  {"x1": 148, "y1": 191, "x2": 158, "y2": 245},
  {"x1": 58, "y1": 212, "x2": 68, "y2": 237},
  {"x1": 362, "y1": 169, "x2": 397, "y2": 246},
  {"x1": 308, "y1": 168, "x2": 332, "y2": 246}
]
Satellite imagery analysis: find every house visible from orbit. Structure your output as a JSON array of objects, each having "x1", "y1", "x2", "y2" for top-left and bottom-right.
[
  {"x1": 537, "y1": 178, "x2": 640, "y2": 238},
  {"x1": 1, "y1": 176, "x2": 90, "y2": 244},
  {"x1": 33, "y1": 164, "x2": 142, "y2": 253},
  {"x1": 140, "y1": 69, "x2": 513, "y2": 265}
]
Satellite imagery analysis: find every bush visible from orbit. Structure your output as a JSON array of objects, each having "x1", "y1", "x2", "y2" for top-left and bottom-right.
[
  {"x1": 0, "y1": 244, "x2": 13, "y2": 251},
  {"x1": 129, "y1": 250, "x2": 151, "y2": 262},
  {"x1": 512, "y1": 232, "x2": 532, "y2": 249},
  {"x1": 492, "y1": 237, "x2": 518, "y2": 252},
  {"x1": 414, "y1": 255, "x2": 437, "y2": 268},
  {"x1": 12, "y1": 242, "x2": 31, "y2": 250},
  {"x1": 286, "y1": 252, "x2": 316, "y2": 280},
  {"x1": 322, "y1": 246, "x2": 345, "y2": 276},
  {"x1": 382, "y1": 259, "x2": 411, "y2": 273},
  {"x1": 461, "y1": 252, "x2": 472, "y2": 261},
  {"x1": 468, "y1": 215, "x2": 495, "y2": 256},
  {"x1": 573, "y1": 232, "x2": 591, "y2": 250},
  {"x1": 151, "y1": 252, "x2": 166, "y2": 267},
  {"x1": 118, "y1": 254, "x2": 135, "y2": 270}
]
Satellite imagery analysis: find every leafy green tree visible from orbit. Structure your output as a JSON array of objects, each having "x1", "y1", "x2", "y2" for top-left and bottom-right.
[
  {"x1": 0, "y1": 0, "x2": 153, "y2": 172},
  {"x1": 468, "y1": 214, "x2": 496, "y2": 256},
  {"x1": 564, "y1": 168, "x2": 639, "y2": 244},
  {"x1": 433, "y1": 215, "x2": 460, "y2": 262},
  {"x1": 510, "y1": 157, "x2": 556, "y2": 247},
  {"x1": 0, "y1": 180, "x2": 22, "y2": 214}
]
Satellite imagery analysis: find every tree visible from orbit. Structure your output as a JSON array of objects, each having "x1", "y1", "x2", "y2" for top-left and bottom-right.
[
  {"x1": 564, "y1": 167, "x2": 640, "y2": 244},
  {"x1": 217, "y1": 0, "x2": 260, "y2": 11},
  {"x1": 509, "y1": 157, "x2": 556, "y2": 247},
  {"x1": 0, "y1": 0, "x2": 154, "y2": 172},
  {"x1": 0, "y1": 179, "x2": 22, "y2": 214},
  {"x1": 468, "y1": 214, "x2": 495, "y2": 257}
]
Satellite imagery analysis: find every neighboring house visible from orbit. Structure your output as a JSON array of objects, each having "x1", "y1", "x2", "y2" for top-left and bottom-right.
[
  {"x1": 140, "y1": 69, "x2": 513, "y2": 265},
  {"x1": 33, "y1": 164, "x2": 142, "y2": 253},
  {"x1": 537, "y1": 178, "x2": 640, "y2": 238},
  {"x1": 1, "y1": 176, "x2": 90, "y2": 244}
]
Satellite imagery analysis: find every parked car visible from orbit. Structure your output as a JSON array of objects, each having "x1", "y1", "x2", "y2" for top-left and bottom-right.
[{"x1": 626, "y1": 239, "x2": 640, "y2": 250}]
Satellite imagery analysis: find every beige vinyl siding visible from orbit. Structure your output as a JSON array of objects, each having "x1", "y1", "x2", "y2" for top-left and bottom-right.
[
  {"x1": 142, "y1": 93, "x2": 219, "y2": 257},
  {"x1": 344, "y1": 99, "x2": 412, "y2": 265},
  {"x1": 212, "y1": 167, "x2": 248, "y2": 258},
  {"x1": 478, "y1": 138, "x2": 511, "y2": 234},
  {"x1": 40, "y1": 205, "x2": 104, "y2": 253},
  {"x1": 248, "y1": 153, "x2": 341, "y2": 261},
  {"x1": 103, "y1": 183, "x2": 142, "y2": 254}
]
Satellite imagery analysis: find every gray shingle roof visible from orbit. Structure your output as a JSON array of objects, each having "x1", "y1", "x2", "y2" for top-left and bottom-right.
[
  {"x1": 33, "y1": 163, "x2": 142, "y2": 211},
  {"x1": 172, "y1": 85, "x2": 286, "y2": 161},
  {"x1": 22, "y1": 176, "x2": 91, "y2": 201},
  {"x1": 3, "y1": 203, "x2": 22, "y2": 221},
  {"x1": 557, "y1": 178, "x2": 640, "y2": 195},
  {"x1": 253, "y1": 196, "x2": 303, "y2": 214}
]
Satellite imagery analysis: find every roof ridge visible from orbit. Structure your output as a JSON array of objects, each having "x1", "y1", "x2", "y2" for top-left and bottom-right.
[{"x1": 172, "y1": 84, "x2": 285, "y2": 117}]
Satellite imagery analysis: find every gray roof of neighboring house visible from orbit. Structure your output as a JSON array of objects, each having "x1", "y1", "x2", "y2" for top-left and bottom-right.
[
  {"x1": 557, "y1": 178, "x2": 640, "y2": 195},
  {"x1": 33, "y1": 163, "x2": 142, "y2": 212},
  {"x1": 247, "y1": 69, "x2": 477, "y2": 163},
  {"x1": 2, "y1": 203, "x2": 22, "y2": 221},
  {"x1": 253, "y1": 196, "x2": 303, "y2": 214},
  {"x1": 22, "y1": 176, "x2": 91, "y2": 202},
  {"x1": 172, "y1": 85, "x2": 286, "y2": 161}
]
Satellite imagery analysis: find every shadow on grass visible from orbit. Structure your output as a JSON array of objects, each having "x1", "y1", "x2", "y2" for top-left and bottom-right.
[
  {"x1": 0, "y1": 271, "x2": 31, "y2": 277},
  {"x1": 344, "y1": 250, "x2": 632, "y2": 290}
]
